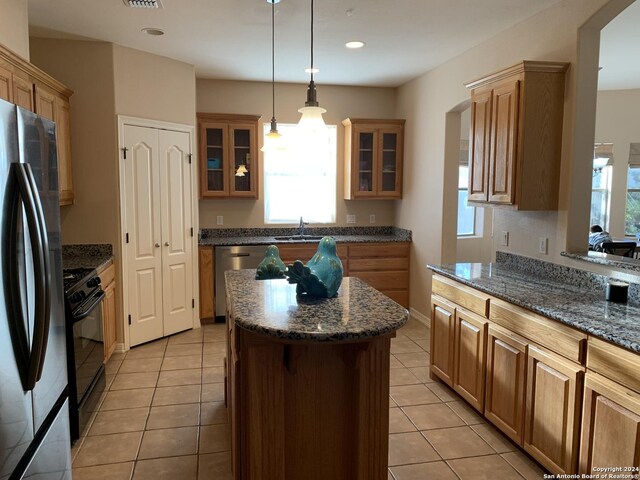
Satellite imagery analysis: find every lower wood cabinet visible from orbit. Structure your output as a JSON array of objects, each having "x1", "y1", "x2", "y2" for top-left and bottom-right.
[
  {"x1": 198, "y1": 246, "x2": 214, "y2": 320},
  {"x1": 453, "y1": 308, "x2": 487, "y2": 412},
  {"x1": 429, "y1": 295, "x2": 455, "y2": 386},
  {"x1": 524, "y1": 345, "x2": 584, "y2": 474},
  {"x1": 484, "y1": 323, "x2": 527, "y2": 445},
  {"x1": 98, "y1": 263, "x2": 117, "y2": 363}
]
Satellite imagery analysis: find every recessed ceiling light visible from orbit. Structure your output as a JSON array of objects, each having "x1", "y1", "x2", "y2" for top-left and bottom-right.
[
  {"x1": 345, "y1": 41, "x2": 365, "y2": 49},
  {"x1": 305, "y1": 67, "x2": 320, "y2": 74},
  {"x1": 142, "y1": 27, "x2": 164, "y2": 36}
]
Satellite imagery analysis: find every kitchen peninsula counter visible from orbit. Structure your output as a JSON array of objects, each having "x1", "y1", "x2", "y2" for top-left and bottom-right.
[{"x1": 224, "y1": 269, "x2": 408, "y2": 480}]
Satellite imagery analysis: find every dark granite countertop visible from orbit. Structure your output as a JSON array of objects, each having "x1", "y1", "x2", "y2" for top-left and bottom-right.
[
  {"x1": 428, "y1": 262, "x2": 640, "y2": 353},
  {"x1": 62, "y1": 244, "x2": 113, "y2": 272},
  {"x1": 225, "y1": 269, "x2": 409, "y2": 342},
  {"x1": 199, "y1": 226, "x2": 411, "y2": 247}
]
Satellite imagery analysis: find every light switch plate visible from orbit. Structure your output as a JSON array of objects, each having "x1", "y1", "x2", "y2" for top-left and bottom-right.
[
  {"x1": 500, "y1": 231, "x2": 509, "y2": 247},
  {"x1": 346, "y1": 214, "x2": 356, "y2": 224},
  {"x1": 216, "y1": 215, "x2": 223, "y2": 225},
  {"x1": 369, "y1": 214, "x2": 376, "y2": 224},
  {"x1": 538, "y1": 237, "x2": 548, "y2": 255}
]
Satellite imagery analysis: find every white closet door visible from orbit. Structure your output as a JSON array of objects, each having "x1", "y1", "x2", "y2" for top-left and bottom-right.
[
  {"x1": 123, "y1": 125, "x2": 164, "y2": 346},
  {"x1": 159, "y1": 129, "x2": 194, "y2": 336}
]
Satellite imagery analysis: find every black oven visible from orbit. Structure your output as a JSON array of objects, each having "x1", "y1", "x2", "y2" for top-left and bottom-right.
[{"x1": 63, "y1": 268, "x2": 106, "y2": 442}]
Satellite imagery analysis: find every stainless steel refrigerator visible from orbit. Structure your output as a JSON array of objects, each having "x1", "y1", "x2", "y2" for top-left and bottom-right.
[{"x1": 0, "y1": 98, "x2": 71, "y2": 479}]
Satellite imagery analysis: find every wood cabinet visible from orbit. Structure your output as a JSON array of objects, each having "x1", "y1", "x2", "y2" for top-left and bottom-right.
[
  {"x1": 465, "y1": 61, "x2": 568, "y2": 210},
  {"x1": 98, "y1": 263, "x2": 117, "y2": 363},
  {"x1": 199, "y1": 246, "x2": 214, "y2": 320},
  {"x1": 197, "y1": 113, "x2": 260, "y2": 199},
  {"x1": 0, "y1": 43, "x2": 74, "y2": 205},
  {"x1": 430, "y1": 295, "x2": 456, "y2": 386},
  {"x1": 343, "y1": 118, "x2": 405, "y2": 199},
  {"x1": 453, "y1": 308, "x2": 487, "y2": 412}
]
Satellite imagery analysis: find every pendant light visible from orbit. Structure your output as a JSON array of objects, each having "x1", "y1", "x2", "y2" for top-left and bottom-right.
[
  {"x1": 261, "y1": 0, "x2": 284, "y2": 152},
  {"x1": 298, "y1": 0, "x2": 326, "y2": 131}
]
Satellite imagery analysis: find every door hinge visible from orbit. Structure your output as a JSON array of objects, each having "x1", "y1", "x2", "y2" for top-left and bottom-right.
[
  {"x1": 190, "y1": 227, "x2": 194, "y2": 237},
  {"x1": 128, "y1": 314, "x2": 132, "y2": 325},
  {"x1": 122, "y1": 147, "x2": 128, "y2": 159},
  {"x1": 125, "y1": 233, "x2": 129, "y2": 243},
  {"x1": 187, "y1": 153, "x2": 192, "y2": 164},
  {"x1": 192, "y1": 299, "x2": 195, "y2": 309}
]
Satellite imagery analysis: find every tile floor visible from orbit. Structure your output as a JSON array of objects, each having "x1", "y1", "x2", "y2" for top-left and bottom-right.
[{"x1": 70, "y1": 318, "x2": 547, "y2": 480}]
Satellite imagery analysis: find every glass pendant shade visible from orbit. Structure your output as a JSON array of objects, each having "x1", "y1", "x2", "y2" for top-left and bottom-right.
[
  {"x1": 298, "y1": 0, "x2": 326, "y2": 130},
  {"x1": 235, "y1": 164, "x2": 248, "y2": 176}
]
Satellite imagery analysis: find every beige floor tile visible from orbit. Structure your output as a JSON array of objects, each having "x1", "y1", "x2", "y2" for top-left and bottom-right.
[
  {"x1": 157, "y1": 368, "x2": 202, "y2": 387},
  {"x1": 138, "y1": 426, "x2": 199, "y2": 459},
  {"x1": 198, "y1": 452, "x2": 232, "y2": 480},
  {"x1": 394, "y1": 352, "x2": 430, "y2": 368},
  {"x1": 472, "y1": 423, "x2": 517, "y2": 453},
  {"x1": 402, "y1": 403, "x2": 465, "y2": 430},
  {"x1": 109, "y1": 353, "x2": 127, "y2": 362},
  {"x1": 101, "y1": 388, "x2": 155, "y2": 411},
  {"x1": 448, "y1": 454, "x2": 524, "y2": 480},
  {"x1": 445, "y1": 401, "x2": 486, "y2": 425},
  {"x1": 389, "y1": 368, "x2": 421, "y2": 386},
  {"x1": 391, "y1": 338, "x2": 424, "y2": 354},
  {"x1": 88, "y1": 407, "x2": 149, "y2": 436},
  {"x1": 408, "y1": 337, "x2": 430, "y2": 352},
  {"x1": 165, "y1": 343, "x2": 203, "y2": 357},
  {"x1": 133, "y1": 455, "x2": 197, "y2": 480},
  {"x1": 388, "y1": 432, "x2": 440, "y2": 466},
  {"x1": 73, "y1": 432, "x2": 142, "y2": 467},
  {"x1": 199, "y1": 424, "x2": 231, "y2": 454},
  {"x1": 168, "y1": 329, "x2": 204, "y2": 345},
  {"x1": 501, "y1": 451, "x2": 547, "y2": 480},
  {"x1": 146, "y1": 403, "x2": 201, "y2": 430},
  {"x1": 161, "y1": 355, "x2": 203, "y2": 371},
  {"x1": 152, "y1": 385, "x2": 201, "y2": 406},
  {"x1": 118, "y1": 357, "x2": 163, "y2": 374},
  {"x1": 389, "y1": 408, "x2": 417, "y2": 434},
  {"x1": 390, "y1": 461, "x2": 458, "y2": 480},
  {"x1": 423, "y1": 426, "x2": 494, "y2": 459},
  {"x1": 110, "y1": 372, "x2": 158, "y2": 391},
  {"x1": 408, "y1": 366, "x2": 436, "y2": 383},
  {"x1": 202, "y1": 366, "x2": 225, "y2": 384},
  {"x1": 203, "y1": 342, "x2": 226, "y2": 355},
  {"x1": 72, "y1": 461, "x2": 134, "y2": 480},
  {"x1": 203, "y1": 353, "x2": 225, "y2": 368},
  {"x1": 126, "y1": 343, "x2": 167, "y2": 360},
  {"x1": 201, "y1": 382, "x2": 225, "y2": 403},
  {"x1": 200, "y1": 402, "x2": 228, "y2": 425},
  {"x1": 390, "y1": 355, "x2": 404, "y2": 369},
  {"x1": 105, "y1": 374, "x2": 116, "y2": 390},
  {"x1": 203, "y1": 332, "x2": 226, "y2": 344},
  {"x1": 105, "y1": 360, "x2": 122, "y2": 375},
  {"x1": 390, "y1": 384, "x2": 441, "y2": 406},
  {"x1": 426, "y1": 382, "x2": 458, "y2": 402}
]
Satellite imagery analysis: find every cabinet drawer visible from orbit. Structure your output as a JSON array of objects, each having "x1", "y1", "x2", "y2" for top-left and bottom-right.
[
  {"x1": 98, "y1": 263, "x2": 115, "y2": 287},
  {"x1": 279, "y1": 243, "x2": 348, "y2": 264},
  {"x1": 490, "y1": 299, "x2": 586, "y2": 364},
  {"x1": 348, "y1": 256, "x2": 408, "y2": 272},
  {"x1": 432, "y1": 275, "x2": 489, "y2": 318},
  {"x1": 587, "y1": 337, "x2": 640, "y2": 393},
  {"x1": 348, "y1": 243, "x2": 409, "y2": 258},
  {"x1": 351, "y1": 271, "x2": 408, "y2": 291}
]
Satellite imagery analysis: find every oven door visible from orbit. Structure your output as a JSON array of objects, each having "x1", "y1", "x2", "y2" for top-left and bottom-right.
[{"x1": 71, "y1": 290, "x2": 105, "y2": 406}]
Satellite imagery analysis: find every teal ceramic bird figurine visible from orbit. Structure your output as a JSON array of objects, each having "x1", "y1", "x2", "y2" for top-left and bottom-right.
[
  {"x1": 255, "y1": 245, "x2": 287, "y2": 280},
  {"x1": 285, "y1": 236, "x2": 343, "y2": 297}
]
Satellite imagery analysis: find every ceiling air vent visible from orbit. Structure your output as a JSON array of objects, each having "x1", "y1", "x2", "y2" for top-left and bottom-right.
[{"x1": 123, "y1": 0, "x2": 163, "y2": 8}]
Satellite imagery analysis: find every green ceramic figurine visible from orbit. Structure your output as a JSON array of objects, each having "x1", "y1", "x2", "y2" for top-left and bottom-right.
[
  {"x1": 285, "y1": 236, "x2": 343, "y2": 297},
  {"x1": 255, "y1": 245, "x2": 287, "y2": 280}
]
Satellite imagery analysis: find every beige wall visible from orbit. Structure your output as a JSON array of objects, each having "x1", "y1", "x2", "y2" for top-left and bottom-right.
[
  {"x1": 0, "y1": 0, "x2": 29, "y2": 59},
  {"x1": 595, "y1": 88, "x2": 640, "y2": 238},
  {"x1": 197, "y1": 79, "x2": 398, "y2": 228},
  {"x1": 113, "y1": 45, "x2": 196, "y2": 126},
  {"x1": 395, "y1": 0, "x2": 620, "y2": 316}
]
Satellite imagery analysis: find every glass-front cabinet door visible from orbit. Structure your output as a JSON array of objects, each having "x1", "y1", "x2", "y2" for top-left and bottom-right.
[
  {"x1": 201, "y1": 122, "x2": 229, "y2": 196},
  {"x1": 378, "y1": 127, "x2": 403, "y2": 197},
  {"x1": 229, "y1": 125, "x2": 257, "y2": 196},
  {"x1": 355, "y1": 129, "x2": 378, "y2": 196}
]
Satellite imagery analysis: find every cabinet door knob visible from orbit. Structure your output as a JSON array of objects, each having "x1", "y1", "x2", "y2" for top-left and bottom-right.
[
  {"x1": 155, "y1": 243, "x2": 160, "y2": 248},
  {"x1": 165, "y1": 242, "x2": 170, "y2": 247}
]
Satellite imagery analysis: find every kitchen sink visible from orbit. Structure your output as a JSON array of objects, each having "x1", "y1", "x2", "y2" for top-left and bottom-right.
[{"x1": 273, "y1": 235, "x2": 324, "y2": 241}]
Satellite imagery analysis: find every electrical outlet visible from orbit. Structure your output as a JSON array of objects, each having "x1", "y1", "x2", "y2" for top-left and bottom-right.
[
  {"x1": 216, "y1": 215, "x2": 223, "y2": 225},
  {"x1": 346, "y1": 214, "x2": 356, "y2": 224},
  {"x1": 369, "y1": 214, "x2": 376, "y2": 224},
  {"x1": 500, "y1": 231, "x2": 509, "y2": 247},
  {"x1": 538, "y1": 237, "x2": 548, "y2": 255}
]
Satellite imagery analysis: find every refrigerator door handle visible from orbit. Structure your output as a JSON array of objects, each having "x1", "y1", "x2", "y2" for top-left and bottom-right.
[{"x1": 13, "y1": 163, "x2": 51, "y2": 390}]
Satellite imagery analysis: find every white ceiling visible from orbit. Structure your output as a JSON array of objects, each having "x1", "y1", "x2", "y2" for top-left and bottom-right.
[
  {"x1": 599, "y1": 0, "x2": 640, "y2": 91},
  {"x1": 27, "y1": 0, "x2": 565, "y2": 88}
]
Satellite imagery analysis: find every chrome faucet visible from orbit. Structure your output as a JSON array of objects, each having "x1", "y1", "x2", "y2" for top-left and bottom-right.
[{"x1": 298, "y1": 216, "x2": 308, "y2": 236}]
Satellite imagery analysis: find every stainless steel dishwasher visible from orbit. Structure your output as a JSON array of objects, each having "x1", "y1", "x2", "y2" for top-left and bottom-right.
[{"x1": 215, "y1": 245, "x2": 268, "y2": 318}]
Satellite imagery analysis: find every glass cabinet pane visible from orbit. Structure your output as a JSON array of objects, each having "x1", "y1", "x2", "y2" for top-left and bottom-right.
[
  {"x1": 233, "y1": 128, "x2": 251, "y2": 192},
  {"x1": 381, "y1": 132, "x2": 398, "y2": 192},
  {"x1": 358, "y1": 132, "x2": 374, "y2": 192},
  {"x1": 205, "y1": 127, "x2": 224, "y2": 192}
]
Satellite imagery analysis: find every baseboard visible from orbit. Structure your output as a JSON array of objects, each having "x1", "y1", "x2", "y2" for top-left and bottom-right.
[
  {"x1": 114, "y1": 342, "x2": 126, "y2": 354},
  {"x1": 410, "y1": 307, "x2": 429, "y2": 326}
]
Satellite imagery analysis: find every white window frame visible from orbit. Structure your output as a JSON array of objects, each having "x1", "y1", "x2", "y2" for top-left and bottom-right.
[{"x1": 625, "y1": 165, "x2": 640, "y2": 236}]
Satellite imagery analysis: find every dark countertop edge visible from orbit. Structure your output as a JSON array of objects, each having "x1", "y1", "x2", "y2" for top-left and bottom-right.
[
  {"x1": 427, "y1": 264, "x2": 640, "y2": 354},
  {"x1": 96, "y1": 257, "x2": 114, "y2": 274},
  {"x1": 199, "y1": 235, "x2": 411, "y2": 247},
  {"x1": 561, "y1": 251, "x2": 640, "y2": 273},
  {"x1": 62, "y1": 253, "x2": 114, "y2": 272}
]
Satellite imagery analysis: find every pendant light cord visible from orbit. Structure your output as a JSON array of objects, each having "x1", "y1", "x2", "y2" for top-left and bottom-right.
[
  {"x1": 271, "y1": 0, "x2": 275, "y2": 119},
  {"x1": 310, "y1": 0, "x2": 314, "y2": 82}
]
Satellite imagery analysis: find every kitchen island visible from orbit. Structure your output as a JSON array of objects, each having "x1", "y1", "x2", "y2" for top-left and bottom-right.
[{"x1": 224, "y1": 270, "x2": 409, "y2": 480}]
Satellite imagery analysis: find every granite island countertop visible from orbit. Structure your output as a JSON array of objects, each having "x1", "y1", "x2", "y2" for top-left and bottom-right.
[
  {"x1": 428, "y1": 262, "x2": 640, "y2": 353},
  {"x1": 199, "y1": 226, "x2": 411, "y2": 247},
  {"x1": 225, "y1": 269, "x2": 409, "y2": 342},
  {"x1": 62, "y1": 244, "x2": 113, "y2": 272}
]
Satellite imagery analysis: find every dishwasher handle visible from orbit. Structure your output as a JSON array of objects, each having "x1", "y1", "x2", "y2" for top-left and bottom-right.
[{"x1": 229, "y1": 253, "x2": 251, "y2": 257}]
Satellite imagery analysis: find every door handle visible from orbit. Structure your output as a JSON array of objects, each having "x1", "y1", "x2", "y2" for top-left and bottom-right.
[
  {"x1": 164, "y1": 242, "x2": 170, "y2": 247},
  {"x1": 155, "y1": 242, "x2": 160, "y2": 248}
]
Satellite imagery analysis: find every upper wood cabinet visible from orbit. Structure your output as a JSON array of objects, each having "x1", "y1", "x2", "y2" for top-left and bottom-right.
[
  {"x1": 0, "y1": 43, "x2": 75, "y2": 206},
  {"x1": 197, "y1": 113, "x2": 260, "y2": 199},
  {"x1": 343, "y1": 118, "x2": 405, "y2": 199},
  {"x1": 465, "y1": 61, "x2": 568, "y2": 210}
]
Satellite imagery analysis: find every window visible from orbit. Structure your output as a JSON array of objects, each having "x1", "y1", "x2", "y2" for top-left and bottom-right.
[
  {"x1": 625, "y1": 165, "x2": 640, "y2": 235},
  {"x1": 263, "y1": 123, "x2": 337, "y2": 223},
  {"x1": 457, "y1": 165, "x2": 476, "y2": 236},
  {"x1": 591, "y1": 165, "x2": 612, "y2": 230}
]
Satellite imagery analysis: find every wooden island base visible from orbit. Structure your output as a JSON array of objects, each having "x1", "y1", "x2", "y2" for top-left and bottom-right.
[{"x1": 228, "y1": 327, "x2": 393, "y2": 480}]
